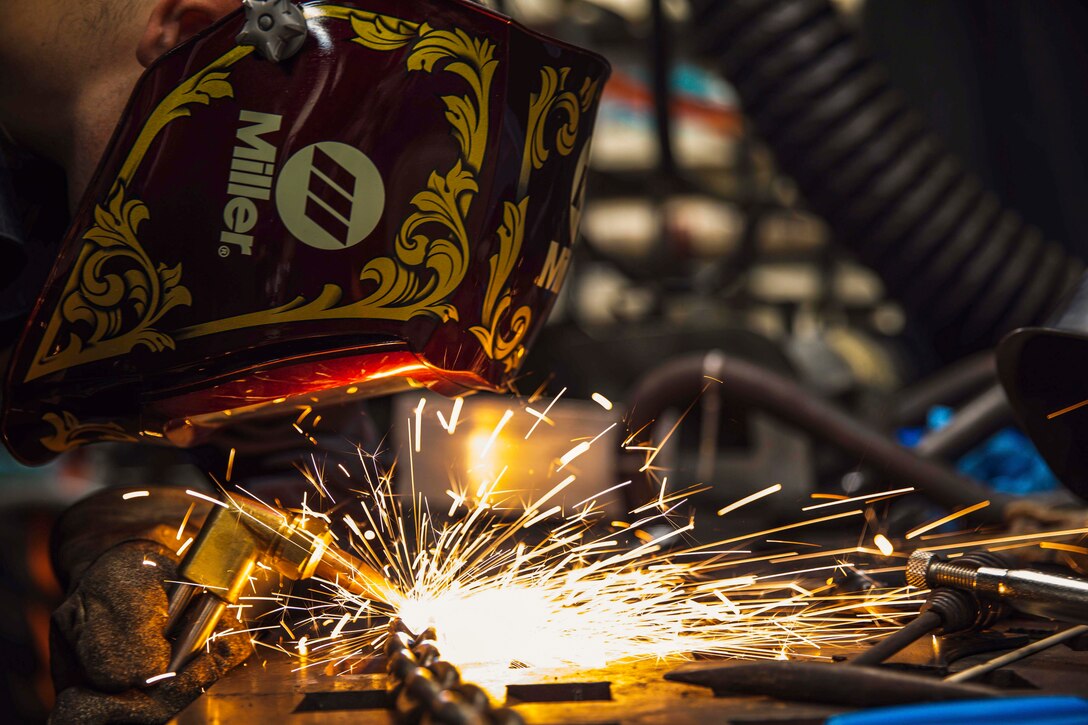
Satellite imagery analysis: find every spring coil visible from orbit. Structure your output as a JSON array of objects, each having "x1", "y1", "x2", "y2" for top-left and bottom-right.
[
  {"x1": 688, "y1": 0, "x2": 1083, "y2": 357},
  {"x1": 384, "y1": 619, "x2": 525, "y2": 725}
]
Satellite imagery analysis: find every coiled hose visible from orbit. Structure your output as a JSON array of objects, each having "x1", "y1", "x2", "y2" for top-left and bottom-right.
[{"x1": 687, "y1": 0, "x2": 1084, "y2": 358}]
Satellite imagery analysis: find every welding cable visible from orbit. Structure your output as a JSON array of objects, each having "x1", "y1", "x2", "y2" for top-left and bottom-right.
[
  {"x1": 685, "y1": 0, "x2": 1083, "y2": 359},
  {"x1": 847, "y1": 609, "x2": 942, "y2": 667},
  {"x1": 850, "y1": 552, "x2": 1008, "y2": 667},
  {"x1": 625, "y1": 351, "x2": 1013, "y2": 522},
  {"x1": 848, "y1": 589, "x2": 978, "y2": 667}
]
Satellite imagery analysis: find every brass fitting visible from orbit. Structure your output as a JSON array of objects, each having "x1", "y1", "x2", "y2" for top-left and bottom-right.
[{"x1": 165, "y1": 495, "x2": 337, "y2": 673}]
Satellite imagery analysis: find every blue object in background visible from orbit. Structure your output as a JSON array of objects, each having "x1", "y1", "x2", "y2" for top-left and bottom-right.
[
  {"x1": 897, "y1": 406, "x2": 1060, "y2": 495},
  {"x1": 825, "y1": 696, "x2": 1088, "y2": 725}
]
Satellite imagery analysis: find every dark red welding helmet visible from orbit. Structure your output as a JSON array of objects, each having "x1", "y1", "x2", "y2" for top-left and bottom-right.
[{"x1": 2, "y1": 0, "x2": 609, "y2": 464}]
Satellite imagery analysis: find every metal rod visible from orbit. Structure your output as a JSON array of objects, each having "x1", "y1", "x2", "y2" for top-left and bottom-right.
[
  {"x1": 165, "y1": 583, "x2": 196, "y2": 635},
  {"x1": 168, "y1": 593, "x2": 227, "y2": 674},
  {"x1": 944, "y1": 625, "x2": 1088, "y2": 682}
]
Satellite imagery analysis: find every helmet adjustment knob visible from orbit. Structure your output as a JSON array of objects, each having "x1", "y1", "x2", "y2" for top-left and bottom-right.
[{"x1": 238, "y1": 0, "x2": 307, "y2": 63}]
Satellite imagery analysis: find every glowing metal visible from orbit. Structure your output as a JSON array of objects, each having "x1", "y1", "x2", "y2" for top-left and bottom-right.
[
  {"x1": 905, "y1": 501, "x2": 990, "y2": 539},
  {"x1": 717, "y1": 484, "x2": 782, "y2": 517}
]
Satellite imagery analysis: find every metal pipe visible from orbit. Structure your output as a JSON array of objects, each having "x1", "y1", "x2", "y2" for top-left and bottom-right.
[
  {"x1": 945, "y1": 625, "x2": 1088, "y2": 683},
  {"x1": 625, "y1": 351, "x2": 1013, "y2": 521},
  {"x1": 913, "y1": 385, "x2": 1011, "y2": 461}
]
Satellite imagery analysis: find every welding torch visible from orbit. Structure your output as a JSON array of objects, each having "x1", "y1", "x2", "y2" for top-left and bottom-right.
[
  {"x1": 907, "y1": 549, "x2": 1088, "y2": 625},
  {"x1": 849, "y1": 549, "x2": 1088, "y2": 668},
  {"x1": 164, "y1": 494, "x2": 389, "y2": 674}
]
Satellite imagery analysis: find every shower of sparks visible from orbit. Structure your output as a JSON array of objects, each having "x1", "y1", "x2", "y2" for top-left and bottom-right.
[
  {"x1": 905, "y1": 500, "x2": 991, "y2": 539},
  {"x1": 176, "y1": 503, "x2": 195, "y2": 540},
  {"x1": 1047, "y1": 397, "x2": 1088, "y2": 420},
  {"x1": 717, "y1": 484, "x2": 781, "y2": 517},
  {"x1": 800, "y1": 487, "x2": 915, "y2": 512},
  {"x1": 234, "y1": 409, "x2": 933, "y2": 683},
  {"x1": 525, "y1": 387, "x2": 565, "y2": 439},
  {"x1": 437, "y1": 397, "x2": 464, "y2": 434},
  {"x1": 186, "y1": 396, "x2": 1088, "y2": 687},
  {"x1": 591, "y1": 393, "x2": 614, "y2": 411},
  {"x1": 176, "y1": 536, "x2": 194, "y2": 557},
  {"x1": 873, "y1": 534, "x2": 894, "y2": 556},
  {"x1": 186, "y1": 489, "x2": 228, "y2": 508}
]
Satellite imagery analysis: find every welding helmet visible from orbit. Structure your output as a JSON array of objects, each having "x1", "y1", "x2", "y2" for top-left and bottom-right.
[
  {"x1": 1, "y1": 0, "x2": 609, "y2": 464},
  {"x1": 998, "y1": 271, "x2": 1088, "y2": 500}
]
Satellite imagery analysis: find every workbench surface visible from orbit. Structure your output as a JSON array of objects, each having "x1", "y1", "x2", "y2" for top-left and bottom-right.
[{"x1": 174, "y1": 632, "x2": 1088, "y2": 724}]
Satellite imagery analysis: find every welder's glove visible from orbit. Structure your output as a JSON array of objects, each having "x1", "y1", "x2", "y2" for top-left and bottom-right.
[
  {"x1": 49, "y1": 540, "x2": 250, "y2": 724},
  {"x1": 48, "y1": 489, "x2": 252, "y2": 725}
]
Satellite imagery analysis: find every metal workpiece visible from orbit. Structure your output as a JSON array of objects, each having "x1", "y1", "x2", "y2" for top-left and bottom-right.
[
  {"x1": 908, "y1": 550, "x2": 1088, "y2": 624},
  {"x1": 944, "y1": 624, "x2": 1088, "y2": 683},
  {"x1": 176, "y1": 621, "x2": 1088, "y2": 723},
  {"x1": 384, "y1": 619, "x2": 525, "y2": 725}
]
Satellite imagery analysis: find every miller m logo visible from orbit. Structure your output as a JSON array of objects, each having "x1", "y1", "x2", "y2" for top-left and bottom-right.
[
  {"x1": 275, "y1": 141, "x2": 385, "y2": 251},
  {"x1": 535, "y1": 241, "x2": 572, "y2": 294}
]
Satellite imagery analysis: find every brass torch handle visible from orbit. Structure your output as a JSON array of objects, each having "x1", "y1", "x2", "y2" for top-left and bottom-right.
[{"x1": 312, "y1": 546, "x2": 391, "y2": 603}]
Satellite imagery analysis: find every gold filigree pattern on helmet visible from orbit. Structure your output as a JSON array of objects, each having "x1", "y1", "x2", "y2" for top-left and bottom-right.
[
  {"x1": 473, "y1": 67, "x2": 603, "y2": 370},
  {"x1": 40, "y1": 412, "x2": 139, "y2": 453},
  {"x1": 25, "y1": 46, "x2": 254, "y2": 382},
  {"x1": 469, "y1": 199, "x2": 533, "y2": 371},
  {"x1": 24, "y1": 6, "x2": 604, "y2": 390}
]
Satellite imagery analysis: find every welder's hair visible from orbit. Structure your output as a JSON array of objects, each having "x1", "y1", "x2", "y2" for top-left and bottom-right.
[{"x1": 85, "y1": 0, "x2": 149, "y2": 31}]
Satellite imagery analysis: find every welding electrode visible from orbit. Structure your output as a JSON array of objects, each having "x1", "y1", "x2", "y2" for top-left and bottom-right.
[
  {"x1": 907, "y1": 550, "x2": 1088, "y2": 625},
  {"x1": 165, "y1": 496, "x2": 389, "y2": 674}
]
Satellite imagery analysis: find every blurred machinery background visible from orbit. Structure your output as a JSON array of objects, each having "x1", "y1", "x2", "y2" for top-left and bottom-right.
[{"x1": 8, "y1": 0, "x2": 1088, "y2": 722}]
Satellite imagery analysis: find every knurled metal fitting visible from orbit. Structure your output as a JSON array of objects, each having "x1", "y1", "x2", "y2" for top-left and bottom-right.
[
  {"x1": 907, "y1": 549, "x2": 983, "y2": 591},
  {"x1": 906, "y1": 549, "x2": 935, "y2": 589},
  {"x1": 906, "y1": 549, "x2": 1088, "y2": 625}
]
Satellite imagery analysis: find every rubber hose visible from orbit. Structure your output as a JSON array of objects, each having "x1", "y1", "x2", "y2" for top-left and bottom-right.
[
  {"x1": 687, "y1": 0, "x2": 1084, "y2": 358},
  {"x1": 848, "y1": 609, "x2": 941, "y2": 667},
  {"x1": 625, "y1": 351, "x2": 1012, "y2": 522}
]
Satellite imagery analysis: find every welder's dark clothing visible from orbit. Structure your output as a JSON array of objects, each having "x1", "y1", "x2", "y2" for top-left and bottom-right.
[{"x1": 0, "y1": 149, "x2": 67, "y2": 348}]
